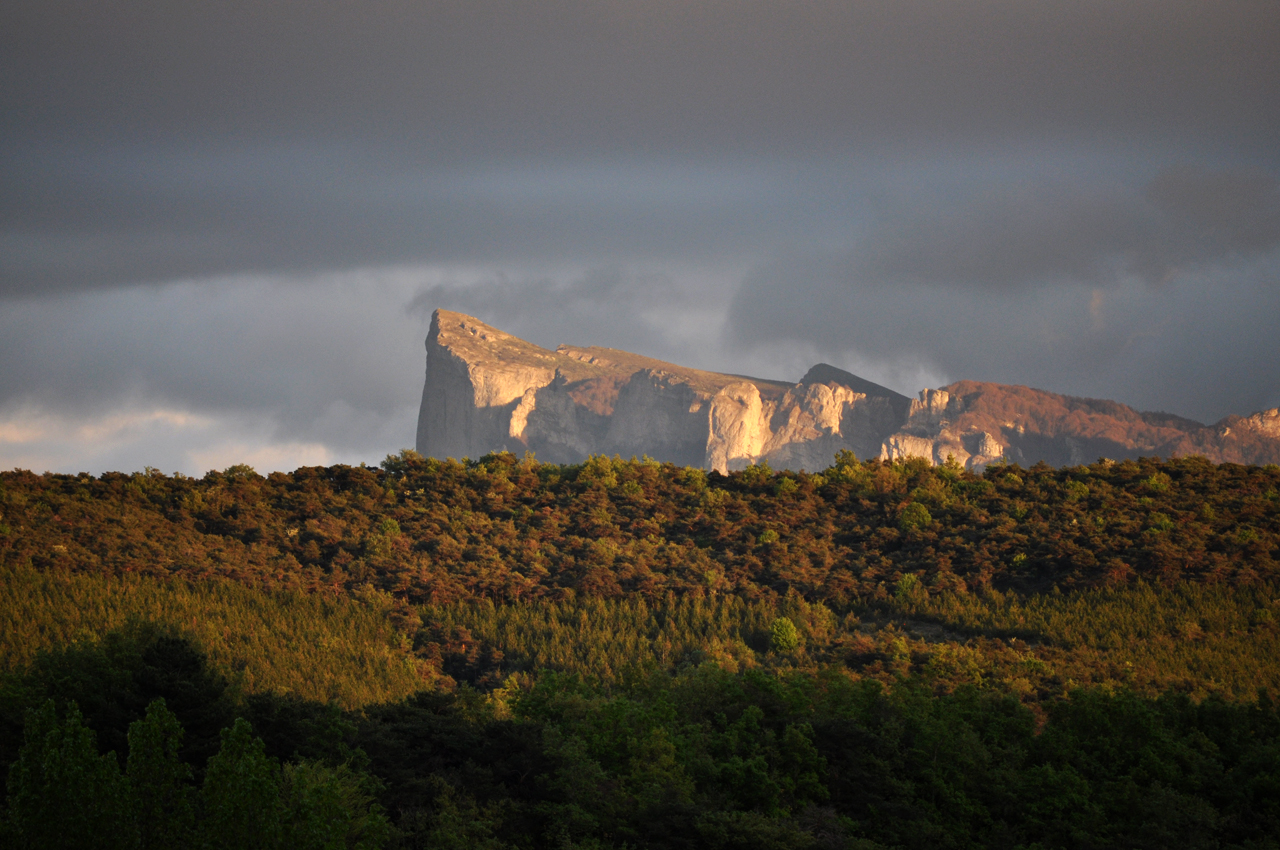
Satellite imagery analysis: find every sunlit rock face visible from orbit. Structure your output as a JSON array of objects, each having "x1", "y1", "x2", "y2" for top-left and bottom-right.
[
  {"x1": 875, "y1": 382, "x2": 1280, "y2": 469},
  {"x1": 415, "y1": 311, "x2": 560, "y2": 462},
  {"x1": 416, "y1": 310, "x2": 909, "y2": 471},
  {"x1": 417, "y1": 309, "x2": 1280, "y2": 470}
]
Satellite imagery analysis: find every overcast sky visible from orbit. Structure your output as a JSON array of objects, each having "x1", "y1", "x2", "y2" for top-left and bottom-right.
[{"x1": 3, "y1": 0, "x2": 1279, "y2": 475}]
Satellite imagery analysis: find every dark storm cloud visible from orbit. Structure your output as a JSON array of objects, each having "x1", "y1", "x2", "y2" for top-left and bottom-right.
[
  {"x1": 5, "y1": 0, "x2": 1277, "y2": 153},
  {"x1": 0, "y1": 146, "x2": 810, "y2": 294},
  {"x1": 3, "y1": 0, "x2": 1280, "y2": 471},
  {"x1": 850, "y1": 165, "x2": 1280, "y2": 290},
  {"x1": 725, "y1": 174, "x2": 1280, "y2": 424},
  {"x1": 3, "y1": 0, "x2": 1279, "y2": 293},
  {"x1": 1137, "y1": 166, "x2": 1280, "y2": 280}
]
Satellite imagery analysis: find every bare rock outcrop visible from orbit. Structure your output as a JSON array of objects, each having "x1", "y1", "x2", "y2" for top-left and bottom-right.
[
  {"x1": 416, "y1": 310, "x2": 908, "y2": 471},
  {"x1": 876, "y1": 382, "x2": 1280, "y2": 469},
  {"x1": 415, "y1": 311, "x2": 560, "y2": 461},
  {"x1": 416, "y1": 309, "x2": 1280, "y2": 470},
  {"x1": 706, "y1": 382, "x2": 771, "y2": 472}
]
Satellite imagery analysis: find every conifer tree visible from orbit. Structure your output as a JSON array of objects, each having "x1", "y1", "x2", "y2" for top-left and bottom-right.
[
  {"x1": 198, "y1": 718, "x2": 283, "y2": 850},
  {"x1": 5, "y1": 700, "x2": 136, "y2": 850},
  {"x1": 126, "y1": 698, "x2": 195, "y2": 849},
  {"x1": 279, "y1": 760, "x2": 392, "y2": 850},
  {"x1": 770, "y1": 617, "x2": 801, "y2": 653}
]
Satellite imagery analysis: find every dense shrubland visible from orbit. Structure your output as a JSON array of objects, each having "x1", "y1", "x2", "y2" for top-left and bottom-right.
[
  {"x1": 2, "y1": 452, "x2": 1279, "y2": 847},
  {"x1": 3, "y1": 451, "x2": 1278, "y2": 601}
]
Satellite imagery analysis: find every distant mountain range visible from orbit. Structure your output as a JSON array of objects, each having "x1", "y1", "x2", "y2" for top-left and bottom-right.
[{"x1": 416, "y1": 309, "x2": 1280, "y2": 471}]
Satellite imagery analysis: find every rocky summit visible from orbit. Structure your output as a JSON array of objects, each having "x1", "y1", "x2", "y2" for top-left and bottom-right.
[{"x1": 416, "y1": 309, "x2": 1280, "y2": 471}]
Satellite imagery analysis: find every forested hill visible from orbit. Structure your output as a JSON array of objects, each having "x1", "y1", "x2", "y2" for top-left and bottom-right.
[
  {"x1": 3, "y1": 453, "x2": 1280, "y2": 848},
  {"x1": 2, "y1": 451, "x2": 1277, "y2": 602}
]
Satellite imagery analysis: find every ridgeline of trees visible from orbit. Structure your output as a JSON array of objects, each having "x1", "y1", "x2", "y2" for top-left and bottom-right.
[
  {"x1": 2, "y1": 452, "x2": 1279, "y2": 848},
  {"x1": 3, "y1": 451, "x2": 1278, "y2": 601}
]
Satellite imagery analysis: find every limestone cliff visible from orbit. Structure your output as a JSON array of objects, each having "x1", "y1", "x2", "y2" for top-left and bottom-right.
[
  {"x1": 416, "y1": 310, "x2": 908, "y2": 471},
  {"x1": 415, "y1": 311, "x2": 560, "y2": 461},
  {"x1": 876, "y1": 381, "x2": 1280, "y2": 469},
  {"x1": 417, "y1": 309, "x2": 1280, "y2": 470}
]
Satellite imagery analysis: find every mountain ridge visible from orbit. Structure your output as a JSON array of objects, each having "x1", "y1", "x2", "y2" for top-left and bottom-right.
[{"x1": 416, "y1": 309, "x2": 1280, "y2": 470}]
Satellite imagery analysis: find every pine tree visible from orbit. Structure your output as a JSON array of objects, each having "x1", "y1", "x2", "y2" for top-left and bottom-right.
[
  {"x1": 5, "y1": 700, "x2": 137, "y2": 850},
  {"x1": 198, "y1": 718, "x2": 283, "y2": 850},
  {"x1": 770, "y1": 617, "x2": 801, "y2": 653},
  {"x1": 126, "y1": 698, "x2": 195, "y2": 849},
  {"x1": 279, "y1": 760, "x2": 392, "y2": 850}
]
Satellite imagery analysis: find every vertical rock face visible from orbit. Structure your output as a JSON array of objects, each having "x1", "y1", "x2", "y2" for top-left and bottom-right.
[
  {"x1": 604, "y1": 371, "x2": 710, "y2": 465},
  {"x1": 416, "y1": 310, "x2": 909, "y2": 470},
  {"x1": 706, "y1": 382, "x2": 770, "y2": 472},
  {"x1": 416, "y1": 309, "x2": 1280, "y2": 469},
  {"x1": 416, "y1": 311, "x2": 560, "y2": 461}
]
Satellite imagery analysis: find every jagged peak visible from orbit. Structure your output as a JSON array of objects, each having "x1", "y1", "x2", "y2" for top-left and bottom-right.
[
  {"x1": 798, "y1": 363, "x2": 909, "y2": 402},
  {"x1": 428, "y1": 309, "x2": 562, "y2": 372},
  {"x1": 417, "y1": 308, "x2": 1280, "y2": 469},
  {"x1": 431, "y1": 309, "x2": 529, "y2": 347}
]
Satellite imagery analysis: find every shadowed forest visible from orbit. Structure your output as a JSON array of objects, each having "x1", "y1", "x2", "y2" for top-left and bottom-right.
[{"x1": 2, "y1": 452, "x2": 1278, "y2": 848}]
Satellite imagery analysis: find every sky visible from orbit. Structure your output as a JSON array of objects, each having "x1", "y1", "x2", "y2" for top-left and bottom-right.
[{"x1": 3, "y1": 0, "x2": 1279, "y2": 475}]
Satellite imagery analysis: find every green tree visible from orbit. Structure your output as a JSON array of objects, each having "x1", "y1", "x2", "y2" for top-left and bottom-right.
[
  {"x1": 770, "y1": 617, "x2": 801, "y2": 653},
  {"x1": 199, "y1": 718, "x2": 283, "y2": 850},
  {"x1": 279, "y1": 760, "x2": 392, "y2": 850},
  {"x1": 410, "y1": 776, "x2": 508, "y2": 850},
  {"x1": 127, "y1": 698, "x2": 195, "y2": 850},
  {"x1": 5, "y1": 699, "x2": 137, "y2": 850},
  {"x1": 899, "y1": 501, "x2": 932, "y2": 531}
]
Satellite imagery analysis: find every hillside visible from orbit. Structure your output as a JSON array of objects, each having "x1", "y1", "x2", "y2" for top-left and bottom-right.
[
  {"x1": 4, "y1": 452, "x2": 1278, "y2": 603},
  {"x1": 3, "y1": 453, "x2": 1279, "y2": 847}
]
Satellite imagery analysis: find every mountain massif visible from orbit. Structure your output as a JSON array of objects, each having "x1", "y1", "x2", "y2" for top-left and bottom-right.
[{"x1": 416, "y1": 309, "x2": 1280, "y2": 471}]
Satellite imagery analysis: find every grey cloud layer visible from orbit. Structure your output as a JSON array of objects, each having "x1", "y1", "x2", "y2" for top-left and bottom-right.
[
  {"x1": 5, "y1": 1, "x2": 1278, "y2": 152},
  {"x1": 857, "y1": 166, "x2": 1280, "y2": 290},
  {"x1": 4, "y1": 1, "x2": 1279, "y2": 293},
  {"x1": 728, "y1": 248, "x2": 1280, "y2": 424},
  {"x1": 2, "y1": 1, "x2": 1278, "y2": 471},
  {"x1": 406, "y1": 265, "x2": 729, "y2": 359},
  {"x1": 0, "y1": 276, "x2": 428, "y2": 450}
]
